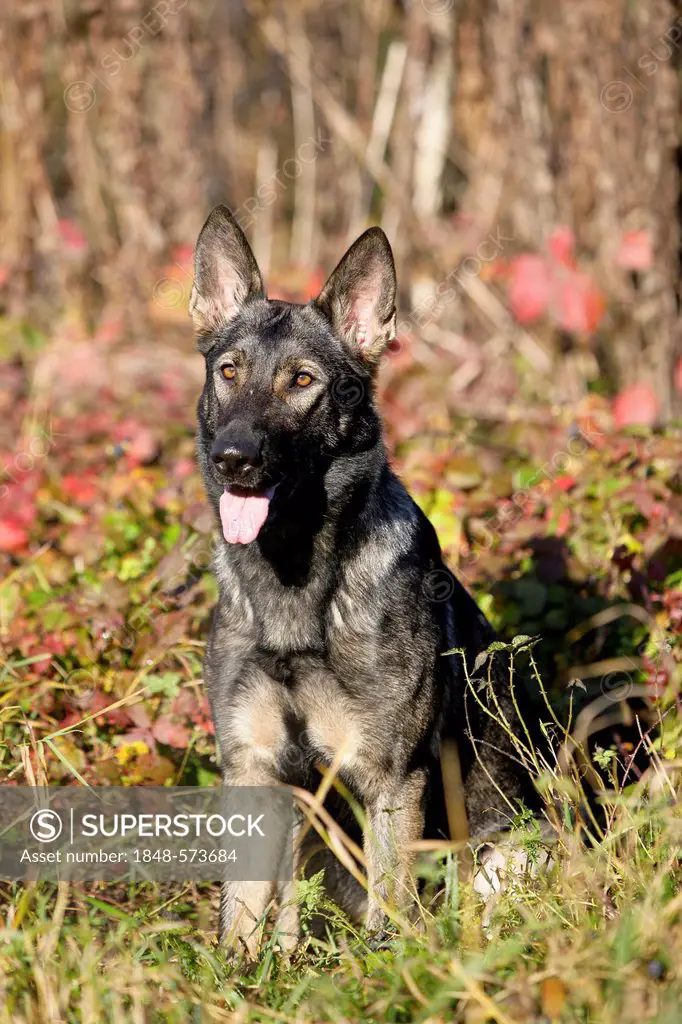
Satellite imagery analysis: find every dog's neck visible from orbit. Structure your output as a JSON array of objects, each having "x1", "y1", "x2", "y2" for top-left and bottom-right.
[{"x1": 215, "y1": 440, "x2": 388, "y2": 588}]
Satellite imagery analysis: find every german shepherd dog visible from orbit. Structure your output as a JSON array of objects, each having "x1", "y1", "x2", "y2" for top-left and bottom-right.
[{"x1": 191, "y1": 206, "x2": 537, "y2": 955}]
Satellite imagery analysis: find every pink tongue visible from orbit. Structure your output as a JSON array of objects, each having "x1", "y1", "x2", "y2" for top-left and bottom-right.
[{"x1": 219, "y1": 489, "x2": 272, "y2": 545}]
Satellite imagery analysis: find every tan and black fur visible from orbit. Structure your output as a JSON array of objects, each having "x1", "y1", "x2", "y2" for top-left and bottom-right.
[{"x1": 191, "y1": 206, "x2": 537, "y2": 956}]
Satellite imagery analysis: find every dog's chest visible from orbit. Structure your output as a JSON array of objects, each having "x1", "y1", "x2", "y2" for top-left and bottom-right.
[
  {"x1": 215, "y1": 542, "x2": 389, "y2": 663},
  {"x1": 261, "y1": 585, "x2": 327, "y2": 652},
  {"x1": 233, "y1": 655, "x2": 392, "y2": 792},
  {"x1": 214, "y1": 531, "x2": 425, "y2": 786},
  {"x1": 214, "y1": 546, "x2": 324, "y2": 649},
  {"x1": 293, "y1": 666, "x2": 369, "y2": 767}
]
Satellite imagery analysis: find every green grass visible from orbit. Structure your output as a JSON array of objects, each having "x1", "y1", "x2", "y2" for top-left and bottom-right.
[
  {"x1": 1, "y1": 789, "x2": 681, "y2": 1022},
  {"x1": 2, "y1": 641, "x2": 682, "y2": 1024},
  {"x1": 1, "y1": 349, "x2": 681, "y2": 1021}
]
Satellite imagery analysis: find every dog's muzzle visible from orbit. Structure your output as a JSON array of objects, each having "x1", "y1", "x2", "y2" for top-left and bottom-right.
[{"x1": 210, "y1": 424, "x2": 263, "y2": 485}]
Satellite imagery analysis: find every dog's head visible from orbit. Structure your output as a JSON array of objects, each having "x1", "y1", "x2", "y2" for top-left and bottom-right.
[{"x1": 191, "y1": 205, "x2": 396, "y2": 545}]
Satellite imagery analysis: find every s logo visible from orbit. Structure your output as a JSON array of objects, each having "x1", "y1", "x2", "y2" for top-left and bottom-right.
[{"x1": 29, "y1": 809, "x2": 63, "y2": 843}]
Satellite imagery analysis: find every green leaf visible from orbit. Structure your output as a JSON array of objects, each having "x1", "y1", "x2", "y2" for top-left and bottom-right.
[
  {"x1": 196, "y1": 766, "x2": 220, "y2": 787},
  {"x1": 511, "y1": 634, "x2": 532, "y2": 647},
  {"x1": 473, "y1": 650, "x2": 489, "y2": 672},
  {"x1": 145, "y1": 673, "x2": 182, "y2": 698},
  {"x1": 85, "y1": 897, "x2": 136, "y2": 923}
]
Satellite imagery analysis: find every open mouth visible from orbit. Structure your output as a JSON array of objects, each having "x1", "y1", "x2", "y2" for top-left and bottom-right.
[{"x1": 219, "y1": 485, "x2": 276, "y2": 545}]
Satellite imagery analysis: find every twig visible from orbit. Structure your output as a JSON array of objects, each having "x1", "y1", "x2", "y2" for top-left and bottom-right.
[{"x1": 285, "y1": 8, "x2": 317, "y2": 267}]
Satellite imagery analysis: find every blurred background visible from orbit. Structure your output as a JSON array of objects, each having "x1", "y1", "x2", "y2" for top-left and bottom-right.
[
  {"x1": 0, "y1": 0, "x2": 681, "y2": 787},
  {"x1": 1, "y1": 0, "x2": 681, "y2": 422}
]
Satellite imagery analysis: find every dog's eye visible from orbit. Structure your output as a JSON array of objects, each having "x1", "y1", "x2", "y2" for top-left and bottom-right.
[
  {"x1": 294, "y1": 371, "x2": 314, "y2": 388},
  {"x1": 221, "y1": 363, "x2": 236, "y2": 381}
]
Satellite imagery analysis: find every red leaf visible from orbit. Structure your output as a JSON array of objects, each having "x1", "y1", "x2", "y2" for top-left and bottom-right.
[
  {"x1": 172, "y1": 458, "x2": 195, "y2": 481},
  {"x1": 72, "y1": 689, "x2": 132, "y2": 727},
  {"x1": 42, "y1": 636, "x2": 67, "y2": 656},
  {"x1": 507, "y1": 232, "x2": 605, "y2": 335},
  {"x1": 169, "y1": 692, "x2": 215, "y2": 734},
  {"x1": 152, "y1": 716, "x2": 191, "y2": 748},
  {"x1": 643, "y1": 656, "x2": 668, "y2": 701},
  {"x1": 128, "y1": 429, "x2": 158, "y2": 467},
  {"x1": 616, "y1": 230, "x2": 653, "y2": 271},
  {"x1": 62, "y1": 474, "x2": 99, "y2": 505},
  {"x1": 553, "y1": 270, "x2": 605, "y2": 334},
  {"x1": 22, "y1": 645, "x2": 53, "y2": 675},
  {"x1": 92, "y1": 691, "x2": 132, "y2": 727},
  {"x1": 507, "y1": 254, "x2": 552, "y2": 324},
  {"x1": 57, "y1": 218, "x2": 88, "y2": 255},
  {"x1": 127, "y1": 704, "x2": 151, "y2": 729},
  {"x1": 113, "y1": 420, "x2": 159, "y2": 467},
  {"x1": 2, "y1": 482, "x2": 38, "y2": 527},
  {"x1": 0, "y1": 518, "x2": 29, "y2": 552},
  {"x1": 553, "y1": 475, "x2": 576, "y2": 492},
  {"x1": 193, "y1": 695, "x2": 215, "y2": 735},
  {"x1": 547, "y1": 226, "x2": 576, "y2": 269},
  {"x1": 94, "y1": 318, "x2": 124, "y2": 345},
  {"x1": 613, "y1": 384, "x2": 659, "y2": 427},
  {"x1": 172, "y1": 691, "x2": 199, "y2": 718},
  {"x1": 104, "y1": 706, "x2": 134, "y2": 728}
]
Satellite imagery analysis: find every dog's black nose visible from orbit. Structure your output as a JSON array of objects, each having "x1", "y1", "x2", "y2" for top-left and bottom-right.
[{"x1": 210, "y1": 427, "x2": 263, "y2": 479}]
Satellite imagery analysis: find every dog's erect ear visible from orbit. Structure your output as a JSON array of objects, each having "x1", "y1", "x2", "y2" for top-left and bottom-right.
[
  {"x1": 314, "y1": 227, "x2": 396, "y2": 365},
  {"x1": 189, "y1": 205, "x2": 265, "y2": 351}
]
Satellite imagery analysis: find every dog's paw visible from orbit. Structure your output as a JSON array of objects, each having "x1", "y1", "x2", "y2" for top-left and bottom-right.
[
  {"x1": 217, "y1": 933, "x2": 261, "y2": 973},
  {"x1": 219, "y1": 946, "x2": 254, "y2": 975}
]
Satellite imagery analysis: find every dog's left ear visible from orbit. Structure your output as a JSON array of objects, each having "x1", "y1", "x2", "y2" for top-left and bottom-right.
[{"x1": 314, "y1": 227, "x2": 396, "y2": 366}]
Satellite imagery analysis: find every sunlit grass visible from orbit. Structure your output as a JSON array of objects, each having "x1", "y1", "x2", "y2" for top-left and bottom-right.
[{"x1": 1, "y1": 645, "x2": 681, "y2": 1023}]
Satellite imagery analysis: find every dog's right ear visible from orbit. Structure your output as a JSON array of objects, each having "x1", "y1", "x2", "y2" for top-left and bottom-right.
[{"x1": 189, "y1": 206, "x2": 265, "y2": 352}]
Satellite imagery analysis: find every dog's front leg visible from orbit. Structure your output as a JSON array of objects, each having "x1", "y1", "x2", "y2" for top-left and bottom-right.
[
  {"x1": 363, "y1": 770, "x2": 426, "y2": 935},
  {"x1": 220, "y1": 872, "x2": 274, "y2": 959},
  {"x1": 220, "y1": 776, "x2": 303, "y2": 958},
  {"x1": 219, "y1": 751, "x2": 283, "y2": 959},
  {"x1": 212, "y1": 664, "x2": 292, "y2": 959},
  {"x1": 273, "y1": 808, "x2": 306, "y2": 954}
]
